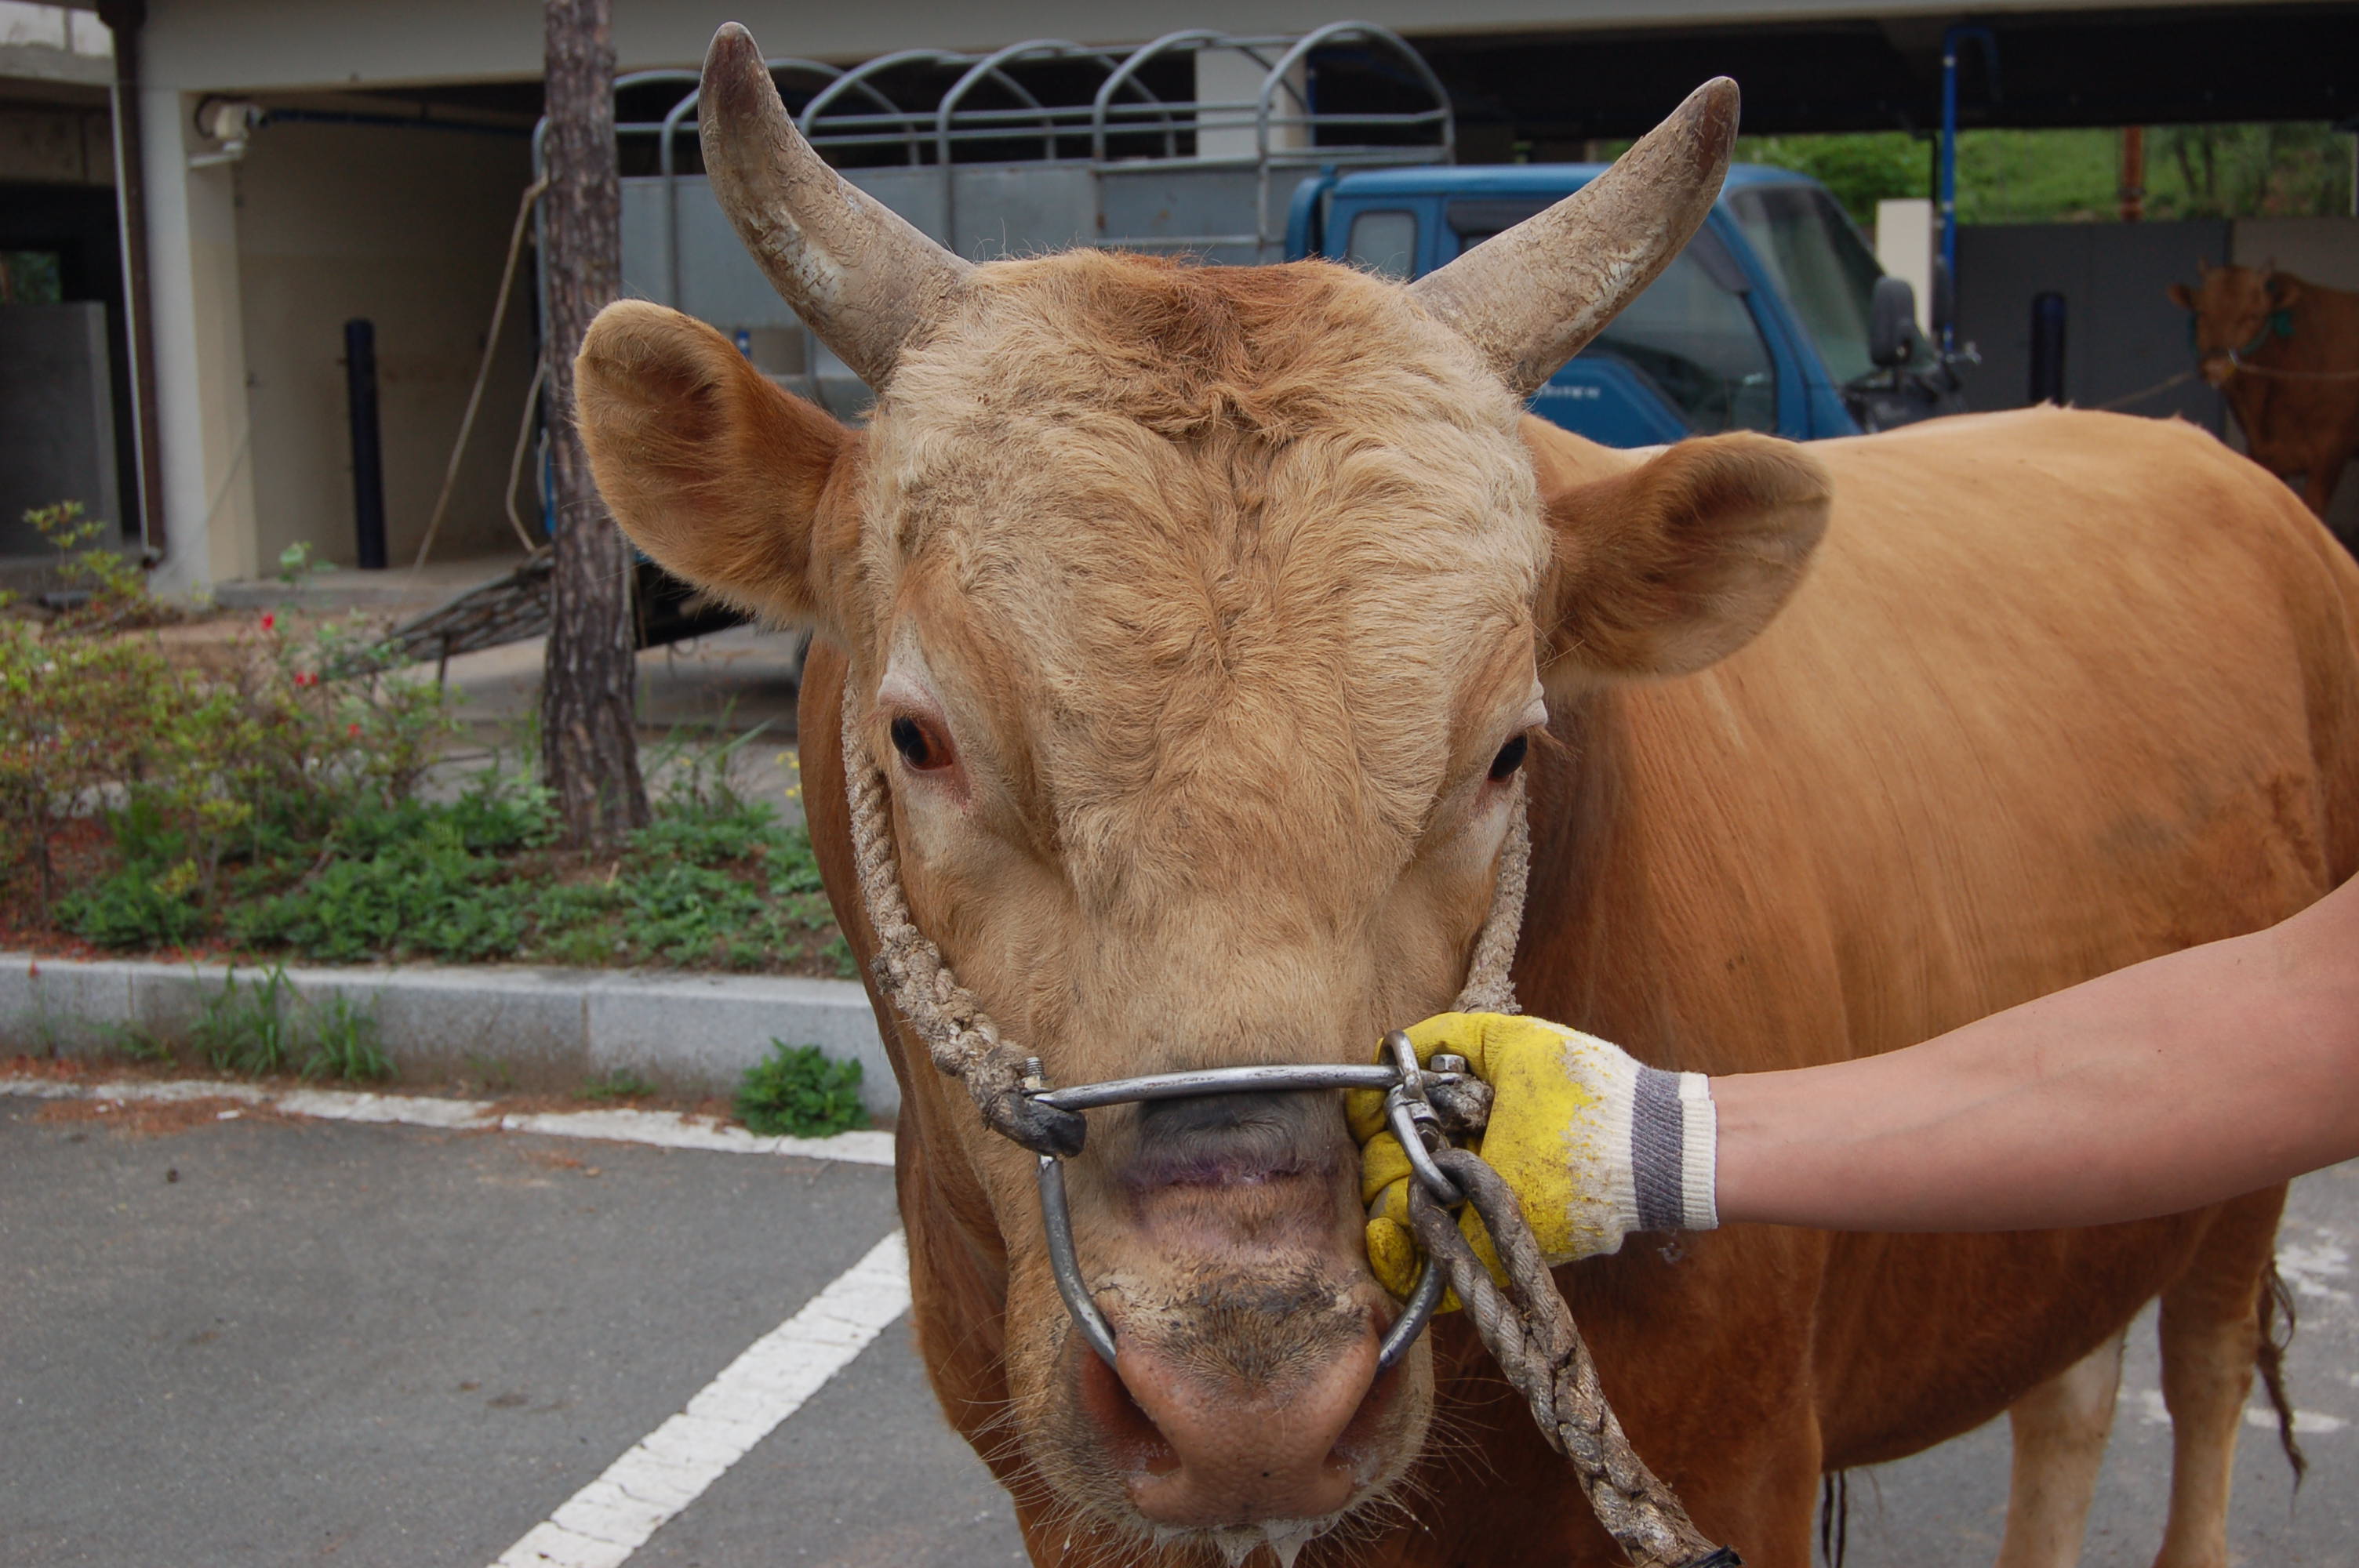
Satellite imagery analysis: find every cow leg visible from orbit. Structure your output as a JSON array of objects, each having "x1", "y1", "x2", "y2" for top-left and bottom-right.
[
  {"x1": 2151, "y1": 1188, "x2": 2290, "y2": 1568},
  {"x1": 2302, "y1": 443, "x2": 2354, "y2": 521},
  {"x1": 1993, "y1": 1327, "x2": 2126, "y2": 1568},
  {"x1": 2302, "y1": 461, "x2": 2338, "y2": 521}
]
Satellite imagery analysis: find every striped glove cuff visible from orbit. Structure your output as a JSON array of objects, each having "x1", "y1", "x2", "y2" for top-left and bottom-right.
[{"x1": 1629, "y1": 1066, "x2": 1719, "y2": 1233}]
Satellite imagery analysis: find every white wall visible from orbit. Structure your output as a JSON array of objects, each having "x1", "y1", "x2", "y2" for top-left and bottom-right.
[{"x1": 233, "y1": 120, "x2": 534, "y2": 570}]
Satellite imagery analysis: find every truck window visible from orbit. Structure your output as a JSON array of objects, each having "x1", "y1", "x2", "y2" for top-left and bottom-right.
[
  {"x1": 1458, "y1": 226, "x2": 1776, "y2": 435},
  {"x1": 1345, "y1": 211, "x2": 1418, "y2": 280},
  {"x1": 1722, "y1": 184, "x2": 1888, "y2": 387}
]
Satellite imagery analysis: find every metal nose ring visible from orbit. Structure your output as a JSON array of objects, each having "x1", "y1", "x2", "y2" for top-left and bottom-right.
[{"x1": 1020, "y1": 1046, "x2": 1466, "y2": 1370}]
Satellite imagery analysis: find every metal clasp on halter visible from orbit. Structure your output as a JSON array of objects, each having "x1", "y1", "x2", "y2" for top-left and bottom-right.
[{"x1": 1021, "y1": 1029, "x2": 1471, "y2": 1371}]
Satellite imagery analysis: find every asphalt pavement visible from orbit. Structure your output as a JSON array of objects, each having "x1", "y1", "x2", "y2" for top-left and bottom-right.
[{"x1": 4, "y1": 1094, "x2": 2353, "y2": 1566}]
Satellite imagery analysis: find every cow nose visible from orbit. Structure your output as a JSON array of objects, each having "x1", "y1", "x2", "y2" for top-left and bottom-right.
[{"x1": 1079, "y1": 1324, "x2": 1391, "y2": 1528}]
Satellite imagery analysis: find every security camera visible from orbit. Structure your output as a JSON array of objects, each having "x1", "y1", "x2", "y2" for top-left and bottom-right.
[{"x1": 194, "y1": 97, "x2": 262, "y2": 151}]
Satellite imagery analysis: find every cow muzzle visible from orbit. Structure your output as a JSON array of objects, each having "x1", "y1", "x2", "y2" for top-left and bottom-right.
[
  {"x1": 1023, "y1": 1052, "x2": 1474, "y2": 1533},
  {"x1": 1081, "y1": 1297, "x2": 1392, "y2": 1529},
  {"x1": 1026, "y1": 1054, "x2": 1457, "y2": 1370}
]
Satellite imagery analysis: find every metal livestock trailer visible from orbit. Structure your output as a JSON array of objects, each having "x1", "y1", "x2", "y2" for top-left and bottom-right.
[{"x1": 543, "y1": 24, "x2": 1456, "y2": 418}]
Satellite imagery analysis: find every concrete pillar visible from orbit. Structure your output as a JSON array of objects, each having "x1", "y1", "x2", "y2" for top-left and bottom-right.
[{"x1": 141, "y1": 82, "x2": 256, "y2": 597}]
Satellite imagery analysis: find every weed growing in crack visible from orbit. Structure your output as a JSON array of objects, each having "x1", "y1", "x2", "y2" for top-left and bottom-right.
[
  {"x1": 164, "y1": 964, "x2": 394, "y2": 1083},
  {"x1": 578, "y1": 1069, "x2": 658, "y2": 1102},
  {"x1": 303, "y1": 994, "x2": 393, "y2": 1083},
  {"x1": 736, "y1": 1040, "x2": 867, "y2": 1138}
]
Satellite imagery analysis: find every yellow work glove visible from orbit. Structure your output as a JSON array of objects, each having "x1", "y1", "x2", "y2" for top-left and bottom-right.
[{"x1": 1348, "y1": 1012, "x2": 1718, "y2": 1303}]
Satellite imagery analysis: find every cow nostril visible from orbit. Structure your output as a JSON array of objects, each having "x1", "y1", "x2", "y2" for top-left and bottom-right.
[
  {"x1": 1077, "y1": 1336, "x2": 1180, "y2": 1475},
  {"x1": 1103, "y1": 1327, "x2": 1386, "y2": 1527}
]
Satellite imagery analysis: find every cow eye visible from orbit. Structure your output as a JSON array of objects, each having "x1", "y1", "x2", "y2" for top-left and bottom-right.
[
  {"x1": 889, "y1": 715, "x2": 953, "y2": 772},
  {"x1": 1488, "y1": 733, "x2": 1529, "y2": 782}
]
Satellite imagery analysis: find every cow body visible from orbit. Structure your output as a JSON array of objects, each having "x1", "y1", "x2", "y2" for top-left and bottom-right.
[
  {"x1": 795, "y1": 404, "x2": 2358, "y2": 1565},
  {"x1": 2172, "y1": 264, "x2": 2359, "y2": 520},
  {"x1": 580, "y1": 34, "x2": 2359, "y2": 1563}
]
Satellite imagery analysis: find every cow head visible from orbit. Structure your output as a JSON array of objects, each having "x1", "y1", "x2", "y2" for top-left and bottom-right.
[
  {"x1": 579, "y1": 24, "x2": 1829, "y2": 1562},
  {"x1": 2170, "y1": 260, "x2": 2300, "y2": 387}
]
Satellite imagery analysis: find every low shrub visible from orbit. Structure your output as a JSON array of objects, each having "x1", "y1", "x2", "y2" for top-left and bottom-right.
[
  {"x1": 736, "y1": 1040, "x2": 867, "y2": 1138},
  {"x1": 3, "y1": 504, "x2": 847, "y2": 979}
]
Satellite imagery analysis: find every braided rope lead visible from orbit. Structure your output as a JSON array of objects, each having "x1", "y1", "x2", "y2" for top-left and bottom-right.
[
  {"x1": 841, "y1": 692, "x2": 1729, "y2": 1562},
  {"x1": 1408, "y1": 1149, "x2": 1739, "y2": 1568},
  {"x1": 842, "y1": 702, "x2": 1084, "y2": 1156}
]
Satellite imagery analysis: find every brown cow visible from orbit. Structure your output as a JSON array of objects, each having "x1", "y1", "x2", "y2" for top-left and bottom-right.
[
  {"x1": 579, "y1": 27, "x2": 2359, "y2": 1568},
  {"x1": 2171, "y1": 261, "x2": 2359, "y2": 518}
]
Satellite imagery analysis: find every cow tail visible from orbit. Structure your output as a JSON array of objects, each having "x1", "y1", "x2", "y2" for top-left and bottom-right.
[
  {"x1": 1816, "y1": 1470, "x2": 1849, "y2": 1568},
  {"x1": 2255, "y1": 1261, "x2": 2308, "y2": 1488}
]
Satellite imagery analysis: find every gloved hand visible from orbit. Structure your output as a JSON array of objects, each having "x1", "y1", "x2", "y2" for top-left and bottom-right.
[{"x1": 1347, "y1": 1012, "x2": 1718, "y2": 1302}]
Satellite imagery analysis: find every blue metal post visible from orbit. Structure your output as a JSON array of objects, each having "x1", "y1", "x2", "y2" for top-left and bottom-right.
[
  {"x1": 1939, "y1": 25, "x2": 1997, "y2": 358},
  {"x1": 1939, "y1": 36, "x2": 1958, "y2": 354}
]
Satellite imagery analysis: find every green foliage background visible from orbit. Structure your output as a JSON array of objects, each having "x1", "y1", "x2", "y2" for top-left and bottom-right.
[
  {"x1": 1727, "y1": 122, "x2": 2354, "y2": 229},
  {"x1": 5, "y1": 505, "x2": 850, "y2": 978}
]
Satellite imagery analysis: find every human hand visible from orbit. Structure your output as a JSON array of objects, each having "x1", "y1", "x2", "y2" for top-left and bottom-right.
[{"x1": 1347, "y1": 1012, "x2": 1717, "y2": 1301}]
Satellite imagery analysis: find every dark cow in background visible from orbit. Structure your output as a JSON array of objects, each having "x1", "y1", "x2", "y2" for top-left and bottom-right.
[{"x1": 2172, "y1": 262, "x2": 2359, "y2": 519}]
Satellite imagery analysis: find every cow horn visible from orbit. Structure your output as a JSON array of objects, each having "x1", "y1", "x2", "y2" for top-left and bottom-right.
[
  {"x1": 1408, "y1": 78, "x2": 1741, "y2": 398},
  {"x1": 700, "y1": 22, "x2": 971, "y2": 390}
]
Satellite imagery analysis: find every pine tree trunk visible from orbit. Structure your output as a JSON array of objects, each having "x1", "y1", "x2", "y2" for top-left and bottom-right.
[{"x1": 540, "y1": 0, "x2": 646, "y2": 847}]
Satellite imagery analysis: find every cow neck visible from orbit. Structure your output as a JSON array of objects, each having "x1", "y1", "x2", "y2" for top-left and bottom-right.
[{"x1": 839, "y1": 692, "x2": 1532, "y2": 1157}]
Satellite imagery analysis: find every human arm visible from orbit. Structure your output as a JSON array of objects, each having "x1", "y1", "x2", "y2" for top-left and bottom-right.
[
  {"x1": 1361, "y1": 873, "x2": 2359, "y2": 1283},
  {"x1": 1710, "y1": 871, "x2": 2359, "y2": 1232}
]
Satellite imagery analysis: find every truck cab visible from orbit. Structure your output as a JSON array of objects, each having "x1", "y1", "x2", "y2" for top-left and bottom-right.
[{"x1": 1288, "y1": 165, "x2": 1959, "y2": 445}]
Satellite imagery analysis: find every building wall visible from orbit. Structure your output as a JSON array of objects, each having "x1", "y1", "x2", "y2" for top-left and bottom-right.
[
  {"x1": 0, "y1": 300, "x2": 118, "y2": 552},
  {"x1": 136, "y1": 0, "x2": 2241, "y2": 91},
  {"x1": 231, "y1": 120, "x2": 534, "y2": 571},
  {"x1": 1953, "y1": 215, "x2": 2357, "y2": 543},
  {"x1": 2231, "y1": 216, "x2": 2359, "y2": 541},
  {"x1": 1953, "y1": 219, "x2": 2232, "y2": 432},
  {"x1": 0, "y1": 102, "x2": 111, "y2": 183}
]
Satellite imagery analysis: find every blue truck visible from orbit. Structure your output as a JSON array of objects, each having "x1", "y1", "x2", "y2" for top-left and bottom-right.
[{"x1": 1289, "y1": 163, "x2": 1963, "y2": 443}]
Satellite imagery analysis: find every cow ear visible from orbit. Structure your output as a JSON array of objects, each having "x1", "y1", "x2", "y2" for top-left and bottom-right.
[
  {"x1": 1536, "y1": 432, "x2": 1830, "y2": 690},
  {"x1": 2269, "y1": 274, "x2": 2303, "y2": 307},
  {"x1": 576, "y1": 300, "x2": 856, "y2": 629},
  {"x1": 2167, "y1": 282, "x2": 2195, "y2": 312}
]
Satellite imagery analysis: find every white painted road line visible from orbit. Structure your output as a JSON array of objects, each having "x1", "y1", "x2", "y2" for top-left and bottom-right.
[
  {"x1": 490, "y1": 1231, "x2": 913, "y2": 1568},
  {"x1": 0, "y1": 1075, "x2": 896, "y2": 1166}
]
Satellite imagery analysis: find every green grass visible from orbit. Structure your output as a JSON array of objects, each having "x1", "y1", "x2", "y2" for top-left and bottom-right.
[
  {"x1": 190, "y1": 964, "x2": 302, "y2": 1076},
  {"x1": 579, "y1": 1069, "x2": 660, "y2": 1102},
  {"x1": 171, "y1": 964, "x2": 393, "y2": 1082},
  {"x1": 302, "y1": 994, "x2": 394, "y2": 1083}
]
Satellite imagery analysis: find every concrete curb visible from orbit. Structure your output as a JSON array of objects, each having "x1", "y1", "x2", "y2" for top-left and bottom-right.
[{"x1": 0, "y1": 953, "x2": 899, "y2": 1117}]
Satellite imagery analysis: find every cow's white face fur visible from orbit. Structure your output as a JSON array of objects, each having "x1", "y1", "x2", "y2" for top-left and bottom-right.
[{"x1": 577, "y1": 250, "x2": 1830, "y2": 1554}]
